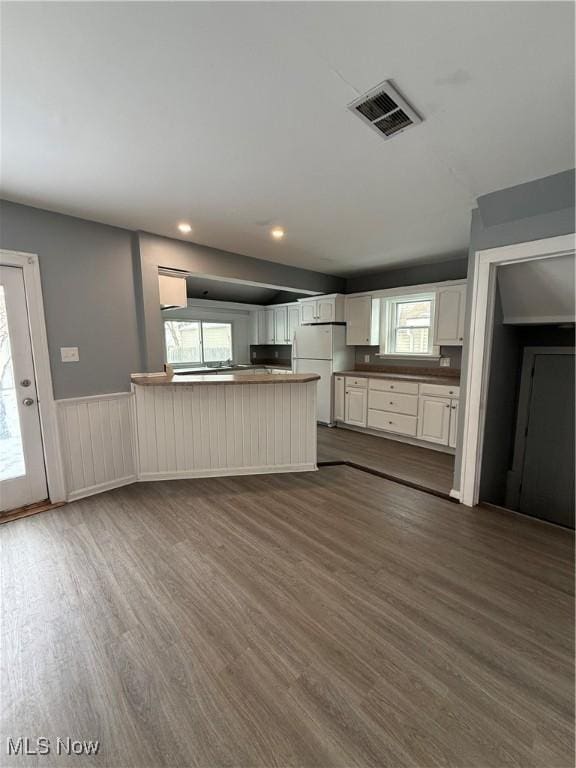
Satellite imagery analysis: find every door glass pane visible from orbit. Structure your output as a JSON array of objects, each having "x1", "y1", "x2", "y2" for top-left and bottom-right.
[
  {"x1": 164, "y1": 320, "x2": 201, "y2": 364},
  {"x1": 202, "y1": 322, "x2": 233, "y2": 362},
  {"x1": 0, "y1": 285, "x2": 26, "y2": 480}
]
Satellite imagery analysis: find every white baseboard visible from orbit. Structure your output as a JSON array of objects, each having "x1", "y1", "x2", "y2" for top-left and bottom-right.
[
  {"x1": 449, "y1": 488, "x2": 461, "y2": 500},
  {"x1": 138, "y1": 463, "x2": 317, "y2": 482},
  {"x1": 67, "y1": 475, "x2": 138, "y2": 502}
]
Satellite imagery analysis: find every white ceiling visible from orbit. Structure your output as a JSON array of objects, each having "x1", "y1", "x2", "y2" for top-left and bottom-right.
[{"x1": 1, "y1": 1, "x2": 574, "y2": 276}]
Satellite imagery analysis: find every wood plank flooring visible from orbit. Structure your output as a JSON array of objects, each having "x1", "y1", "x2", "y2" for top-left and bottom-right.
[
  {"x1": 1, "y1": 466, "x2": 573, "y2": 767},
  {"x1": 318, "y1": 425, "x2": 455, "y2": 495}
]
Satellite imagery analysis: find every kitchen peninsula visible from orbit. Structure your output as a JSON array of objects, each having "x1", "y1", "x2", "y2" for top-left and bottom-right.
[{"x1": 131, "y1": 371, "x2": 320, "y2": 480}]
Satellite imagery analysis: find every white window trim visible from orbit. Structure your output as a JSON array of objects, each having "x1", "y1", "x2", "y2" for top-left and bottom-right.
[
  {"x1": 377, "y1": 292, "x2": 439, "y2": 358},
  {"x1": 164, "y1": 318, "x2": 234, "y2": 367}
]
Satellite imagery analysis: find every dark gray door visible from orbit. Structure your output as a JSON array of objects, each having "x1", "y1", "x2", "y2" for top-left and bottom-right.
[{"x1": 519, "y1": 353, "x2": 575, "y2": 528}]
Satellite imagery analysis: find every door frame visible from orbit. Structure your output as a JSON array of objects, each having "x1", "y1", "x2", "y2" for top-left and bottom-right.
[
  {"x1": 0, "y1": 249, "x2": 66, "y2": 504},
  {"x1": 505, "y1": 346, "x2": 575, "y2": 509},
  {"x1": 459, "y1": 233, "x2": 575, "y2": 507}
]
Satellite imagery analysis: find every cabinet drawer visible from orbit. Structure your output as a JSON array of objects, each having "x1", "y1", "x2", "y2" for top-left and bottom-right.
[
  {"x1": 345, "y1": 376, "x2": 368, "y2": 389},
  {"x1": 368, "y1": 390, "x2": 418, "y2": 416},
  {"x1": 367, "y1": 409, "x2": 418, "y2": 436},
  {"x1": 368, "y1": 378, "x2": 419, "y2": 395},
  {"x1": 419, "y1": 383, "x2": 460, "y2": 398}
]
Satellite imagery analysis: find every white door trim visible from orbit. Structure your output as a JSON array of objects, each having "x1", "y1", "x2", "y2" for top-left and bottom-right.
[
  {"x1": 459, "y1": 233, "x2": 575, "y2": 507},
  {"x1": 0, "y1": 249, "x2": 66, "y2": 504}
]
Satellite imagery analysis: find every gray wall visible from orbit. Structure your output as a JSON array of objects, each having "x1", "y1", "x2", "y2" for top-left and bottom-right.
[
  {"x1": 0, "y1": 200, "x2": 141, "y2": 398},
  {"x1": 345, "y1": 257, "x2": 468, "y2": 294},
  {"x1": 453, "y1": 169, "x2": 576, "y2": 492},
  {"x1": 0, "y1": 200, "x2": 344, "y2": 396}
]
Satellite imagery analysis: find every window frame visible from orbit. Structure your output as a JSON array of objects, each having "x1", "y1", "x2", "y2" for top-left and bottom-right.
[
  {"x1": 163, "y1": 318, "x2": 234, "y2": 367},
  {"x1": 379, "y1": 292, "x2": 439, "y2": 358}
]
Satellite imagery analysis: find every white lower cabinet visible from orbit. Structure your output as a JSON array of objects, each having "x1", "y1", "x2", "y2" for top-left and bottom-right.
[
  {"x1": 334, "y1": 376, "x2": 345, "y2": 422},
  {"x1": 417, "y1": 396, "x2": 451, "y2": 444},
  {"x1": 367, "y1": 409, "x2": 417, "y2": 436},
  {"x1": 448, "y1": 399, "x2": 459, "y2": 448},
  {"x1": 368, "y1": 390, "x2": 418, "y2": 416},
  {"x1": 344, "y1": 387, "x2": 367, "y2": 427},
  {"x1": 333, "y1": 374, "x2": 459, "y2": 449}
]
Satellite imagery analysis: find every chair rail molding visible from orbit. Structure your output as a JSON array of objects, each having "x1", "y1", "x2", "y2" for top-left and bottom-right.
[{"x1": 459, "y1": 233, "x2": 575, "y2": 508}]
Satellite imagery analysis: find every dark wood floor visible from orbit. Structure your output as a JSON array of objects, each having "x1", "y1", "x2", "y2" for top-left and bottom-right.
[
  {"x1": 318, "y1": 424, "x2": 456, "y2": 495},
  {"x1": 1, "y1": 467, "x2": 573, "y2": 767}
]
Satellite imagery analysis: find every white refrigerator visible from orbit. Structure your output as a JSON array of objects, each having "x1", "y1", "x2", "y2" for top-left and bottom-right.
[{"x1": 293, "y1": 325, "x2": 354, "y2": 424}]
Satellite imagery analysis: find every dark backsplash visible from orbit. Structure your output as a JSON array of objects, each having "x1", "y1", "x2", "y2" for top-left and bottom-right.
[
  {"x1": 354, "y1": 345, "x2": 462, "y2": 372},
  {"x1": 250, "y1": 342, "x2": 462, "y2": 374},
  {"x1": 250, "y1": 344, "x2": 292, "y2": 366}
]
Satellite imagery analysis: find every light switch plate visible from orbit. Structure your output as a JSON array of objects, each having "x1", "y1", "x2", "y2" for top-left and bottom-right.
[
  {"x1": 439, "y1": 357, "x2": 451, "y2": 367},
  {"x1": 61, "y1": 346, "x2": 79, "y2": 363}
]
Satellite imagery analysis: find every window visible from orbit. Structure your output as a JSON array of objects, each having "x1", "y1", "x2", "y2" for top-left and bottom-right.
[
  {"x1": 164, "y1": 320, "x2": 233, "y2": 365},
  {"x1": 380, "y1": 293, "x2": 437, "y2": 356}
]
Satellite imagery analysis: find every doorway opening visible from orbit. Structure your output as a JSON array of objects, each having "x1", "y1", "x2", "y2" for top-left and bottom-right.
[{"x1": 461, "y1": 237, "x2": 575, "y2": 524}]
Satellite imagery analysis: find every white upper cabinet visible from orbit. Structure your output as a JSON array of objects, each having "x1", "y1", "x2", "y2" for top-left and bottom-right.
[
  {"x1": 287, "y1": 304, "x2": 300, "y2": 344},
  {"x1": 273, "y1": 306, "x2": 287, "y2": 344},
  {"x1": 344, "y1": 295, "x2": 380, "y2": 346},
  {"x1": 252, "y1": 303, "x2": 300, "y2": 345},
  {"x1": 264, "y1": 309, "x2": 275, "y2": 344},
  {"x1": 317, "y1": 297, "x2": 336, "y2": 322},
  {"x1": 434, "y1": 284, "x2": 467, "y2": 346},
  {"x1": 299, "y1": 294, "x2": 345, "y2": 325},
  {"x1": 258, "y1": 310, "x2": 267, "y2": 343},
  {"x1": 300, "y1": 301, "x2": 316, "y2": 325}
]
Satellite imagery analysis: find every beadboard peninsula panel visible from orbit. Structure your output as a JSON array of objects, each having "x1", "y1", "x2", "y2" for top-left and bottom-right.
[
  {"x1": 57, "y1": 393, "x2": 137, "y2": 501},
  {"x1": 133, "y1": 381, "x2": 317, "y2": 479}
]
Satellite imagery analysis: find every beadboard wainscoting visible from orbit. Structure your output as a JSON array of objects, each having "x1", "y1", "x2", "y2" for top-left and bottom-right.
[
  {"x1": 133, "y1": 381, "x2": 317, "y2": 480},
  {"x1": 57, "y1": 393, "x2": 137, "y2": 501}
]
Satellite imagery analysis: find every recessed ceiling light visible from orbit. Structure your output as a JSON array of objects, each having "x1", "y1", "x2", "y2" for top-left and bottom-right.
[
  {"x1": 271, "y1": 227, "x2": 285, "y2": 240},
  {"x1": 178, "y1": 222, "x2": 192, "y2": 234}
]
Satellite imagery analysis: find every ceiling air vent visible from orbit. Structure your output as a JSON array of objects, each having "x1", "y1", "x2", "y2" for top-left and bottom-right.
[{"x1": 348, "y1": 80, "x2": 422, "y2": 140}]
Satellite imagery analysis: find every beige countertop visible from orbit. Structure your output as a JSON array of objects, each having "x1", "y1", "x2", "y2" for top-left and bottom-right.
[
  {"x1": 336, "y1": 370, "x2": 461, "y2": 386},
  {"x1": 131, "y1": 372, "x2": 319, "y2": 386}
]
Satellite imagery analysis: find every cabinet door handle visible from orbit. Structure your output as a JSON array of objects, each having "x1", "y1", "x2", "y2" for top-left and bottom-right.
[{"x1": 445, "y1": 404, "x2": 450, "y2": 408}]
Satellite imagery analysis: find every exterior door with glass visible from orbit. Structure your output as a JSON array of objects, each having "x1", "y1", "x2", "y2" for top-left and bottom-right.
[{"x1": 0, "y1": 266, "x2": 47, "y2": 511}]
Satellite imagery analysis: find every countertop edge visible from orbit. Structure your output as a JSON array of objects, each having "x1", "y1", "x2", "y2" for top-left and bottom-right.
[
  {"x1": 131, "y1": 373, "x2": 320, "y2": 386},
  {"x1": 335, "y1": 370, "x2": 461, "y2": 386}
]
